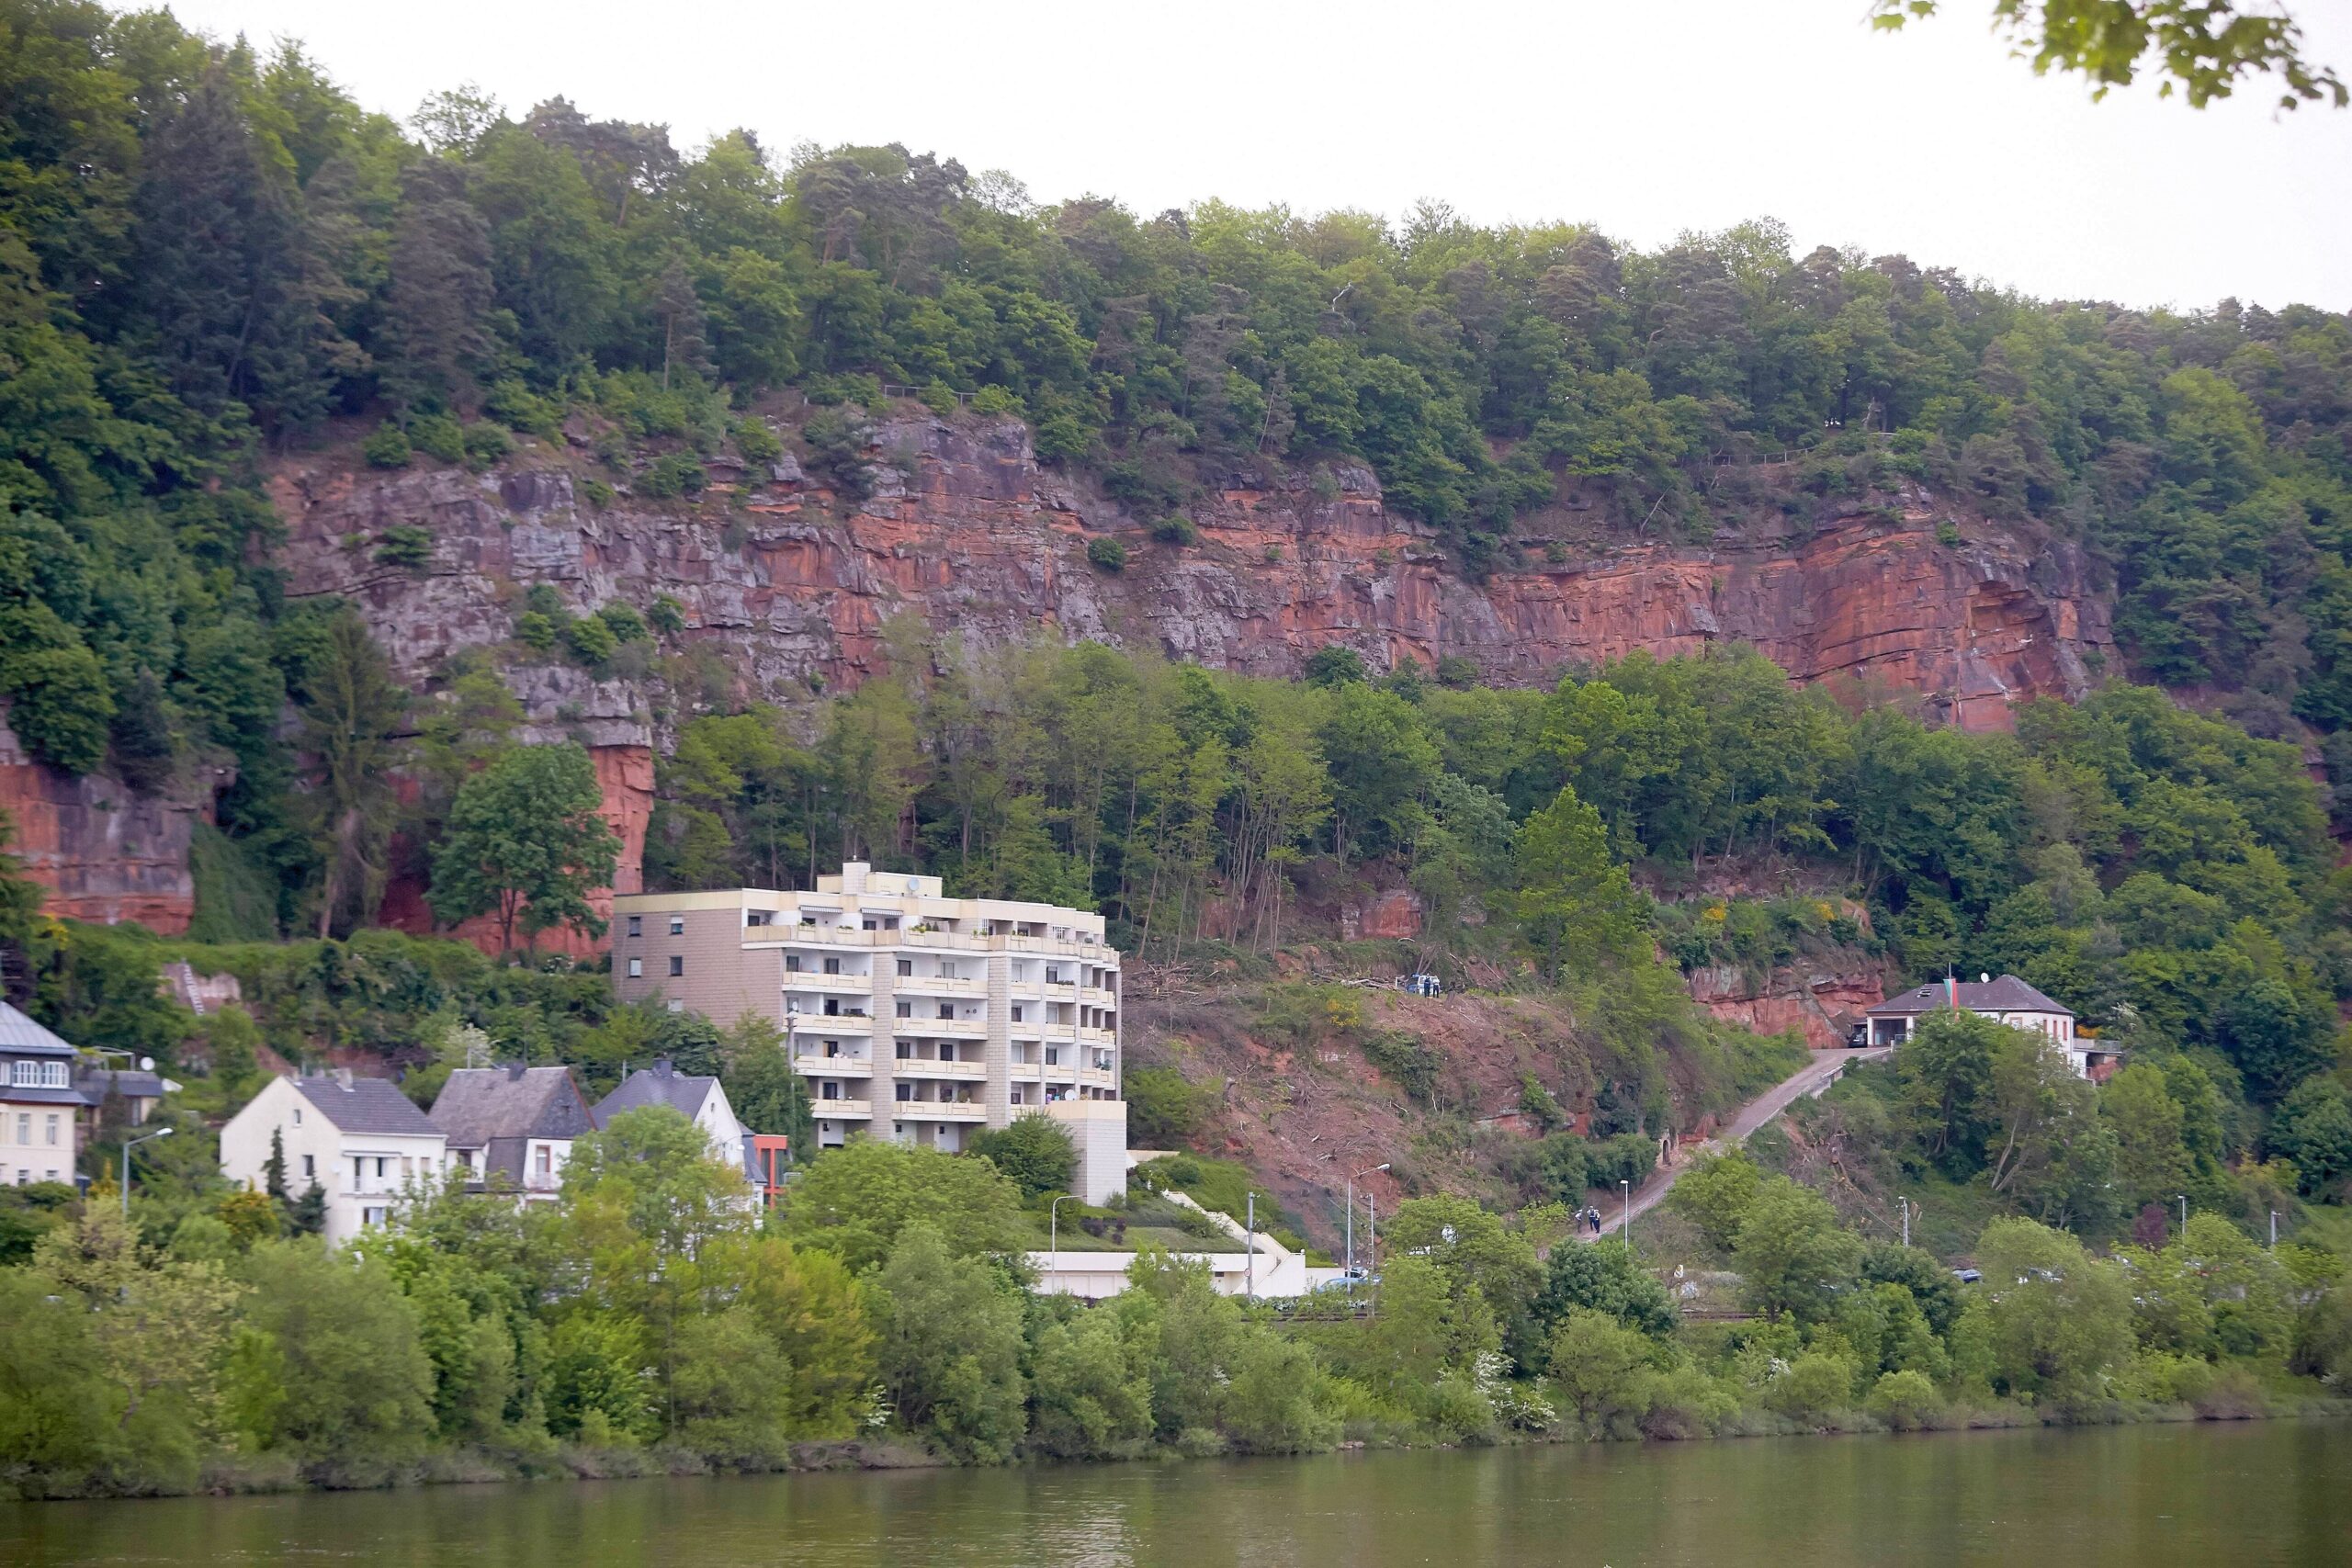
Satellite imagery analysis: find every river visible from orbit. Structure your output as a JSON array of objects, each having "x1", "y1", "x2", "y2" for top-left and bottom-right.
[{"x1": 6, "y1": 1421, "x2": 2347, "y2": 1566}]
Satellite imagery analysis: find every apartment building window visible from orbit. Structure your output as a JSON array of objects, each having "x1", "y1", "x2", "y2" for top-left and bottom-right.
[
  {"x1": 1045, "y1": 1047, "x2": 1059, "y2": 1066},
  {"x1": 896, "y1": 1001, "x2": 911, "y2": 1018},
  {"x1": 895, "y1": 1084, "x2": 913, "y2": 1101},
  {"x1": 1011, "y1": 1005, "x2": 1023, "y2": 1022},
  {"x1": 746, "y1": 910, "x2": 773, "y2": 927},
  {"x1": 627, "y1": 916, "x2": 641, "y2": 938},
  {"x1": 786, "y1": 954, "x2": 801, "y2": 972},
  {"x1": 627, "y1": 958, "x2": 642, "y2": 978},
  {"x1": 669, "y1": 917, "x2": 684, "y2": 935},
  {"x1": 820, "y1": 1083, "x2": 839, "y2": 1100},
  {"x1": 1046, "y1": 966, "x2": 1063, "y2": 984},
  {"x1": 1010, "y1": 1089, "x2": 1024, "y2": 1106},
  {"x1": 823, "y1": 998, "x2": 840, "y2": 1016},
  {"x1": 896, "y1": 1042, "x2": 912, "y2": 1059},
  {"x1": 822, "y1": 957, "x2": 841, "y2": 975},
  {"x1": 940, "y1": 963, "x2": 957, "y2": 981},
  {"x1": 937, "y1": 1003, "x2": 954, "y2": 1020},
  {"x1": 897, "y1": 959, "x2": 912, "y2": 976},
  {"x1": 668, "y1": 955, "x2": 684, "y2": 977}
]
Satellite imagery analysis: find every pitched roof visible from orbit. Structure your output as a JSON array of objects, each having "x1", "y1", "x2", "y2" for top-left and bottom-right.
[
  {"x1": 432, "y1": 1065, "x2": 596, "y2": 1148},
  {"x1": 1867, "y1": 975, "x2": 2074, "y2": 1018},
  {"x1": 293, "y1": 1074, "x2": 444, "y2": 1137},
  {"x1": 594, "y1": 1058, "x2": 717, "y2": 1123},
  {"x1": 0, "y1": 1000, "x2": 77, "y2": 1056}
]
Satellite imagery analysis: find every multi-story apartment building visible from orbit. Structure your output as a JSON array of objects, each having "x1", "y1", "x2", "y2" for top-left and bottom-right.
[{"x1": 612, "y1": 863, "x2": 1122, "y2": 1157}]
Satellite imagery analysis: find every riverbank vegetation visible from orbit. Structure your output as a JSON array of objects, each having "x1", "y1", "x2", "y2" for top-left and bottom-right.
[{"x1": 6, "y1": 1089, "x2": 2352, "y2": 1502}]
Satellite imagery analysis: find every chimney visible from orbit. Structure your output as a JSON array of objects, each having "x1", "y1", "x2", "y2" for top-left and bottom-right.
[
  {"x1": 507, "y1": 1062, "x2": 527, "y2": 1081},
  {"x1": 653, "y1": 1057, "x2": 674, "y2": 1078},
  {"x1": 841, "y1": 861, "x2": 870, "y2": 893},
  {"x1": 334, "y1": 1066, "x2": 355, "y2": 1089}
]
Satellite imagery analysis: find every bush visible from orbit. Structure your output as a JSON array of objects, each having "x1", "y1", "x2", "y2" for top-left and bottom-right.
[
  {"x1": 1125, "y1": 1065, "x2": 1202, "y2": 1145},
  {"x1": 373, "y1": 525, "x2": 434, "y2": 570},
  {"x1": 639, "y1": 452, "x2": 706, "y2": 499},
  {"x1": 460, "y1": 422, "x2": 511, "y2": 470},
  {"x1": 732, "y1": 419, "x2": 783, "y2": 465},
  {"x1": 1935, "y1": 520, "x2": 1962, "y2": 547},
  {"x1": 361, "y1": 423, "x2": 413, "y2": 468},
  {"x1": 484, "y1": 378, "x2": 562, "y2": 438},
  {"x1": 1766, "y1": 1350, "x2": 1859, "y2": 1422},
  {"x1": 1586, "y1": 1131, "x2": 1658, "y2": 1190},
  {"x1": 408, "y1": 414, "x2": 465, "y2": 464},
  {"x1": 917, "y1": 382, "x2": 958, "y2": 414},
  {"x1": 1865, "y1": 1368, "x2": 1941, "y2": 1429},
  {"x1": 967, "y1": 1113, "x2": 1077, "y2": 1199},
  {"x1": 596, "y1": 604, "x2": 649, "y2": 644},
  {"x1": 1151, "y1": 515, "x2": 1199, "y2": 547},
  {"x1": 1086, "y1": 536, "x2": 1127, "y2": 572},
  {"x1": 562, "y1": 613, "x2": 617, "y2": 667},
  {"x1": 970, "y1": 385, "x2": 1020, "y2": 415},
  {"x1": 647, "y1": 595, "x2": 686, "y2": 636}
]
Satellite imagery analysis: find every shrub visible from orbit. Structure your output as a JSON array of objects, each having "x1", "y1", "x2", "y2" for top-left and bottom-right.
[
  {"x1": 732, "y1": 419, "x2": 783, "y2": 464},
  {"x1": 373, "y1": 525, "x2": 434, "y2": 570},
  {"x1": 459, "y1": 422, "x2": 511, "y2": 469},
  {"x1": 967, "y1": 1113, "x2": 1077, "y2": 1199},
  {"x1": 562, "y1": 613, "x2": 617, "y2": 667},
  {"x1": 917, "y1": 381, "x2": 958, "y2": 414},
  {"x1": 1152, "y1": 515, "x2": 1199, "y2": 547},
  {"x1": 513, "y1": 611, "x2": 559, "y2": 652},
  {"x1": 801, "y1": 408, "x2": 875, "y2": 501},
  {"x1": 1865, "y1": 1368, "x2": 1941, "y2": 1429},
  {"x1": 361, "y1": 423, "x2": 413, "y2": 468},
  {"x1": 596, "y1": 604, "x2": 649, "y2": 644},
  {"x1": 647, "y1": 595, "x2": 686, "y2": 636},
  {"x1": 970, "y1": 385, "x2": 1020, "y2": 415},
  {"x1": 1086, "y1": 536, "x2": 1127, "y2": 572},
  {"x1": 1586, "y1": 1131, "x2": 1658, "y2": 1190},
  {"x1": 1124, "y1": 1065, "x2": 1202, "y2": 1145},
  {"x1": 1935, "y1": 520, "x2": 1962, "y2": 547},
  {"x1": 1765, "y1": 1350, "x2": 1859, "y2": 1422},
  {"x1": 639, "y1": 452, "x2": 706, "y2": 499},
  {"x1": 485, "y1": 378, "x2": 562, "y2": 438},
  {"x1": 581, "y1": 478, "x2": 616, "y2": 508},
  {"x1": 408, "y1": 414, "x2": 465, "y2": 463}
]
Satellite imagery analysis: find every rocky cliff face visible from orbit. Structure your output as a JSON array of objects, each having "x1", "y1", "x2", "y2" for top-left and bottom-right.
[
  {"x1": 7, "y1": 411, "x2": 2115, "y2": 937},
  {"x1": 0, "y1": 716, "x2": 219, "y2": 933}
]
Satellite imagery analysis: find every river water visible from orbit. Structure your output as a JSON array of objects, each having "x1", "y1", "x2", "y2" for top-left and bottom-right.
[{"x1": 6, "y1": 1421, "x2": 2347, "y2": 1566}]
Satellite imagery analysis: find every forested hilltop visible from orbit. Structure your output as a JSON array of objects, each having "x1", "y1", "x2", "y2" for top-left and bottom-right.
[{"x1": 5, "y1": 0, "x2": 2352, "y2": 1502}]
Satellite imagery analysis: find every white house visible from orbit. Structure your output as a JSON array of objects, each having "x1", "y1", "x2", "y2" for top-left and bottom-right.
[
  {"x1": 1862, "y1": 973, "x2": 2119, "y2": 1080},
  {"x1": 429, "y1": 1064, "x2": 598, "y2": 1200},
  {"x1": 219, "y1": 1071, "x2": 448, "y2": 1243},
  {"x1": 593, "y1": 1058, "x2": 747, "y2": 1174}
]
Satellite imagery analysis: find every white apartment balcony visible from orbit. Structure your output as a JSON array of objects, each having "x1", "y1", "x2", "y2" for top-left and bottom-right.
[
  {"x1": 891, "y1": 973, "x2": 987, "y2": 998},
  {"x1": 783, "y1": 971, "x2": 872, "y2": 993},
  {"x1": 912, "y1": 1015, "x2": 988, "y2": 1040},
  {"x1": 784, "y1": 1010, "x2": 873, "y2": 1037},
  {"x1": 793, "y1": 1055, "x2": 874, "y2": 1078},
  {"x1": 810, "y1": 1098, "x2": 873, "y2": 1119},
  {"x1": 892, "y1": 1057, "x2": 987, "y2": 1082},
  {"x1": 891, "y1": 1100, "x2": 989, "y2": 1122},
  {"x1": 1080, "y1": 1066, "x2": 1118, "y2": 1090},
  {"x1": 1080, "y1": 1026, "x2": 1116, "y2": 1047},
  {"x1": 752, "y1": 925, "x2": 876, "y2": 949},
  {"x1": 1080, "y1": 986, "x2": 1116, "y2": 1007}
]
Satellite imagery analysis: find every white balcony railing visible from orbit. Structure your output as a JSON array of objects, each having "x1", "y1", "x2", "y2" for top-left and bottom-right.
[
  {"x1": 892, "y1": 1058, "x2": 987, "y2": 1081},
  {"x1": 890, "y1": 1101, "x2": 989, "y2": 1122},
  {"x1": 783, "y1": 972, "x2": 872, "y2": 992},
  {"x1": 810, "y1": 1098, "x2": 873, "y2": 1119},
  {"x1": 793, "y1": 1055, "x2": 874, "y2": 1078},
  {"x1": 784, "y1": 1011, "x2": 872, "y2": 1035}
]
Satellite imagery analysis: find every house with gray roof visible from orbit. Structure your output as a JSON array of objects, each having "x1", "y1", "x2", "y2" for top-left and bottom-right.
[
  {"x1": 1862, "y1": 972, "x2": 2118, "y2": 1080},
  {"x1": 219, "y1": 1069, "x2": 449, "y2": 1243},
  {"x1": 594, "y1": 1058, "x2": 748, "y2": 1175},
  {"x1": 0, "y1": 1000, "x2": 183, "y2": 1188},
  {"x1": 431, "y1": 1064, "x2": 598, "y2": 1198}
]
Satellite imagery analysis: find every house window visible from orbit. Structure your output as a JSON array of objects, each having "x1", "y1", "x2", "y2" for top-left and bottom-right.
[
  {"x1": 302, "y1": 1154, "x2": 315, "y2": 1179},
  {"x1": 897, "y1": 959, "x2": 912, "y2": 976},
  {"x1": 627, "y1": 915, "x2": 642, "y2": 938},
  {"x1": 627, "y1": 957, "x2": 643, "y2": 978},
  {"x1": 8, "y1": 1060, "x2": 67, "y2": 1089},
  {"x1": 44, "y1": 1114, "x2": 58, "y2": 1146},
  {"x1": 293, "y1": 1108, "x2": 302, "y2": 1126},
  {"x1": 535, "y1": 1145, "x2": 552, "y2": 1179},
  {"x1": 669, "y1": 955, "x2": 684, "y2": 977},
  {"x1": 669, "y1": 917, "x2": 684, "y2": 935},
  {"x1": 12, "y1": 1113, "x2": 25, "y2": 1144}
]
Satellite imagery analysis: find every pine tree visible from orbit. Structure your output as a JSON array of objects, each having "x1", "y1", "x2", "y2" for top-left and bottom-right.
[
  {"x1": 108, "y1": 669, "x2": 176, "y2": 794},
  {"x1": 288, "y1": 1180, "x2": 327, "y2": 1236},
  {"x1": 264, "y1": 1126, "x2": 289, "y2": 1201},
  {"x1": 297, "y1": 613, "x2": 409, "y2": 937},
  {"x1": 655, "y1": 252, "x2": 712, "y2": 391},
  {"x1": 381, "y1": 159, "x2": 498, "y2": 414}
]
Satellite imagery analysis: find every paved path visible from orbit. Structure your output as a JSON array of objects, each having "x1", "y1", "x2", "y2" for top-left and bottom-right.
[{"x1": 1578, "y1": 1047, "x2": 1891, "y2": 1243}]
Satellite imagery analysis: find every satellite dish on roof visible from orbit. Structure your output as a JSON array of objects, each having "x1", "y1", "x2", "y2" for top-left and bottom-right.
[
  {"x1": 1980, "y1": 973, "x2": 1990, "y2": 985},
  {"x1": 139, "y1": 1056, "x2": 153, "y2": 1072}
]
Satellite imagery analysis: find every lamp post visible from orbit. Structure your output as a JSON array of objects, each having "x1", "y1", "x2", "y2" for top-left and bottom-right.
[
  {"x1": 1048, "y1": 1193, "x2": 1074, "y2": 1294},
  {"x1": 121, "y1": 1127, "x2": 174, "y2": 1217},
  {"x1": 1346, "y1": 1162, "x2": 1389, "y2": 1283},
  {"x1": 2177, "y1": 1193, "x2": 2188, "y2": 1231},
  {"x1": 1621, "y1": 1179, "x2": 1633, "y2": 1252}
]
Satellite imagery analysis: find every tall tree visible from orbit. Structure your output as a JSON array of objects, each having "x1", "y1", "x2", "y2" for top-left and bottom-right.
[
  {"x1": 296, "y1": 611, "x2": 407, "y2": 937},
  {"x1": 428, "y1": 741, "x2": 620, "y2": 953}
]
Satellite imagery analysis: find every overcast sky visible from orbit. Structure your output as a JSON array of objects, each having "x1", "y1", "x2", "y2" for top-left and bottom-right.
[{"x1": 166, "y1": 0, "x2": 2352, "y2": 311}]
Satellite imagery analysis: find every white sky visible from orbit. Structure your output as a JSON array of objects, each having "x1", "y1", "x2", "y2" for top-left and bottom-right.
[{"x1": 166, "y1": 0, "x2": 2352, "y2": 311}]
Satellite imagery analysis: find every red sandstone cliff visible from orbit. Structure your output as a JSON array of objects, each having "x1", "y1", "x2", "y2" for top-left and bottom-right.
[{"x1": 6, "y1": 410, "x2": 2115, "y2": 940}]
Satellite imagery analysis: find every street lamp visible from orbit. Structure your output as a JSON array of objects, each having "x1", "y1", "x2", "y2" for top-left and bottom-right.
[
  {"x1": 2177, "y1": 1193, "x2": 2188, "y2": 1231},
  {"x1": 1048, "y1": 1193, "x2": 1075, "y2": 1294},
  {"x1": 122, "y1": 1126, "x2": 174, "y2": 1217},
  {"x1": 1621, "y1": 1179, "x2": 1633, "y2": 1252},
  {"x1": 1346, "y1": 1163, "x2": 1389, "y2": 1282}
]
